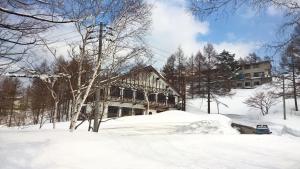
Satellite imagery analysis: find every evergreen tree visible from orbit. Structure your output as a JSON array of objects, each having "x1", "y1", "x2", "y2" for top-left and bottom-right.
[
  {"x1": 162, "y1": 54, "x2": 176, "y2": 84},
  {"x1": 246, "y1": 52, "x2": 261, "y2": 63},
  {"x1": 217, "y1": 50, "x2": 238, "y2": 72},
  {"x1": 175, "y1": 47, "x2": 186, "y2": 73},
  {"x1": 194, "y1": 51, "x2": 205, "y2": 96},
  {"x1": 186, "y1": 55, "x2": 195, "y2": 98},
  {"x1": 162, "y1": 47, "x2": 187, "y2": 110},
  {"x1": 162, "y1": 47, "x2": 187, "y2": 90}
]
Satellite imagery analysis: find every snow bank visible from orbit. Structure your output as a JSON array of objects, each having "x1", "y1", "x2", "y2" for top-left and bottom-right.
[
  {"x1": 100, "y1": 110, "x2": 238, "y2": 135},
  {"x1": 6, "y1": 110, "x2": 238, "y2": 135}
]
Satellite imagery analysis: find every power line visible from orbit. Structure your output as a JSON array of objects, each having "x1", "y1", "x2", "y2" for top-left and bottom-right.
[{"x1": 147, "y1": 43, "x2": 171, "y2": 55}]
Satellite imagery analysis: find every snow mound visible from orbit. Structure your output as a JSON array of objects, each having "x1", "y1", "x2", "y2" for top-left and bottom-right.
[{"x1": 99, "y1": 110, "x2": 238, "y2": 135}]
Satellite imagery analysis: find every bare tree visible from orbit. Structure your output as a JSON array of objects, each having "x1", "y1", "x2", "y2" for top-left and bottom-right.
[
  {"x1": 61, "y1": 0, "x2": 152, "y2": 132},
  {"x1": 0, "y1": 77, "x2": 22, "y2": 126},
  {"x1": 0, "y1": 0, "x2": 75, "y2": 74},
  {"x1": 195, "y1": 44, "x2": 234, "y2": 114},
  {"x1": 244, "y1": 91, "x2": 278, "y2": 116}
]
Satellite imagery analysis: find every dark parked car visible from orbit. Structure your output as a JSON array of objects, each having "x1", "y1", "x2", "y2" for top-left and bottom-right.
[{"x1": 255, "y1": 125, "x2": 272, "y2": 134}]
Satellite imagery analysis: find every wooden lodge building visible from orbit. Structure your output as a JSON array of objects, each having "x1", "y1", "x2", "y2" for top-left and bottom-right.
[{"x1": 90, "y1": 66, "x2": 183, "y2": 119}]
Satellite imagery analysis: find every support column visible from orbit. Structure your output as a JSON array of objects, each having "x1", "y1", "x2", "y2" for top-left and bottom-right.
[
  {"x1": 118, "y1": 107, "x2": 122, "y2": 117},
  {"x1": 132, "y1": 89, "x2": 137, "y2": 102},
  {"x1": 174, "y1": 95, "x2": 178, "y2": 104},
  {"x1": 102, "y1": 103, "x2": 108, "y2": 119},
  {"x1": 119, "y1": 87, "x2": 124, "y2": 101},
  {"x1": 107, "y1": 86, "x2": 111, "y2": 99},
  {"x1": 155, "y1": 93, "x2": 158, "y2": 104},
  {"x1": 165, "y1": 94, "x2": 168, "y2": 106}
]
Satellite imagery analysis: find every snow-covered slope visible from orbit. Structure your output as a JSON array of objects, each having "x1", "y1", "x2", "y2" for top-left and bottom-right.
[{"x1": 186, "y1": 83, "x2": 300, "y2": 136}]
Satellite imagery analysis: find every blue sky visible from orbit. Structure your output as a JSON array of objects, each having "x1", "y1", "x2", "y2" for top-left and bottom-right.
[
  {"x1": 200, "y1": 9, "x2": 282, "y2": 44},
  {"x1": 147, "y1": 0, "x2": 289, "y2": 68},
  {"x1": 41, "y1": 0, "x2": 290, "y2": 68}
]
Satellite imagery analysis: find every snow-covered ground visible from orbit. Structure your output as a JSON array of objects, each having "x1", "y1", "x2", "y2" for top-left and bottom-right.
[
  {"x1": 1, "y1": 111, "x2": 300, "y2": 169},
  {"x1": 187, "y1": 83, "x2": 300, "y2": 136},
  {"x1": 2, "y1": 81, "x2": 300, "y2": 169}
]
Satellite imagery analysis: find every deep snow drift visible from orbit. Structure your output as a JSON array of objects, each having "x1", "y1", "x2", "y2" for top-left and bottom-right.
[
  {"x1": 14, "y1": 110, "x2": 238, "y2": 135},
  {"x1": 1, "y1": 111, "x2": 300, "y2": 169}
]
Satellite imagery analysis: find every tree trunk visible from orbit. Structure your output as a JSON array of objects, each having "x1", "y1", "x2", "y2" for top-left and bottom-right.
[
  {"x1": 207, "y1": 74, "x2": 211, "y2": 114},
  {"x1": 52, "y1": 100, "x2": 58, "y2": 129},
  {"x1": 69, "y1": 54, "x2": 102, "y2": 132},
  {"x1": 35, "y1": 109, "x2": 40, "y2": 125},
  {"x1": 93, "y1": 88, "x2": 101, "y2": 132},
  {"x1": 292, "y1": 55, "x2": 298, "y2": 111},
  {"x1": 144, "y1": 91, "x2": 149, "y2": 115},
  {"x1": 39, "y1": 107, "x2": 45, "y2": 129},
  {"x1": 69, "y1": 100, "x2": 81, "y2": 131},
  {"x1": 8, "y1": 98, "x2": 14, "y2": 127},
  {"x1": 67, "y1": 100, "x2": 72, "y2": 121}
]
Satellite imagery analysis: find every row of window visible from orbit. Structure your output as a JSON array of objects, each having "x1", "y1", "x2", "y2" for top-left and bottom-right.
[
  {"x1": 122, "y1": 75, "x2": 169, "y2": 90},
  {"x1": 244, "y1": 64, "x2": 260, "y2": 69},
  {"x1": 237, "y1": 81, "x2": 260, "y2": 87},
  {"x1": 237, "y1": 72, "x2": 265, "y2": 79},
  {"x1": 107, "y1": 107, "x2": 145, "y2": 118}
]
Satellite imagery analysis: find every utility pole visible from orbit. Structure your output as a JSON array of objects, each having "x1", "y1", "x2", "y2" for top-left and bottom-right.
[
  {"x1": 291, "y1": 53, "x2": 298, "y2": 111},
  {"x1": 94, "y1": 22, "x2": 104, "y2": 132},
  {"x1": 191, "y1": 55, "x2": 194, "y2": 99},
  {"x1": 182, "y1": 72, "x2": 186, "y2": 111},
  {"x1": 207, "y1": 74, "x2": 211, "y2": 114},
  {"x1": 207, "y1": 55, "x2": 211, "y2": 114},
  {"x1": 283, "y1": 75, "x2": 287, "y2": 120}
]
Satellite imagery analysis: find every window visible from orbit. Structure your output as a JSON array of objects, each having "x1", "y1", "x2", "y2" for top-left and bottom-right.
[
  {"x1": 148, "y1": 93, "x2": 156, "y2": 102},
  {"x1": 253, "y1": 72, "x2": 260, "y2": 77},
  {"x1": 136, "y1": 90, "x2": 144, "y2": 101},
  {"x1": 245, "y1": 82, "x2": 251, "y2": 87},
  {"x1": 134, "y1": 109, "x2": 144, "y2": 115},
  {"x1": 158, "y1": 93, "x2": 166, "y2": 103},
  {"x1": 253, "y1": 64, "x2": 260, "y2": 68},
  {"x1": 107, "y1": 106, "x2": 119, "y2": 118},
  {"x1": 121, "y1": 107, "x2": 132, "y2": 116},
  {"x1": 245, "y1": 73, "x2": 251, "y2": 78},
  {"x1": 123, "y1": 88, "x2": 133, "y2": 99},
  {"x1": 254, "y1": 81, "x2": 260, "y2": 86},
  {"x1": 110, "y1": 86, "x2": 120, "y2": 97},
  {"x1": 238, "y1": 73, "x2": 244, "y2": 80},
  {"x1": 244, "y1": 65, "x2": 251, "y2": 69}
]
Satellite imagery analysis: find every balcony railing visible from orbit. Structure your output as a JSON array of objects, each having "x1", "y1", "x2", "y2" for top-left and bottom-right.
[{"x1": 108, "y1": 96, "x2": 176, "y2": 108}]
